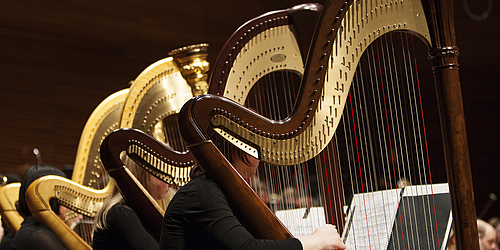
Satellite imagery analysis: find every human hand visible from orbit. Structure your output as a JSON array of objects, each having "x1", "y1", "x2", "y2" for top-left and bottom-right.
[{"x1": 298, "y1": 224, "x2": 346, "y2": 250}]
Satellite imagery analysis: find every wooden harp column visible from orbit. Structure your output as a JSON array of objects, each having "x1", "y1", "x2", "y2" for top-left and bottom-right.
[{"x1": 423, "y1": 0, "x2": 478, "y2": 248}]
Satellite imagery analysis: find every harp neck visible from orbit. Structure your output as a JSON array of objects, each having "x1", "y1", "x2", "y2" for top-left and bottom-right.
[
  {"x1": 100, "y1": 128, "x2": 195, "y2": 240},
  {"x1": 25, "y1": 176, "x2": 114, "y2": 250}
]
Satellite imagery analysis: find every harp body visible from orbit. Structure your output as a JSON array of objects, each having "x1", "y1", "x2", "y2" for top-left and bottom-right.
[
  {"x1": 100, "y1": 128, "x2": 193, "y2": 240},
  {"x1": 0, "y1": 183, "x2": 23, "y2": 234},
  {"x1": 178, "y1": 0, "x2": 478, "y2": 249},
  {"x1": 118, "y1": 55, "x2": 200, "y2": 186}
]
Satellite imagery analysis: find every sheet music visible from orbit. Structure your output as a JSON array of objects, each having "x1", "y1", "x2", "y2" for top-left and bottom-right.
[
  {"x1": 342, "y1": 184, "x2": 451, "y2": 249},
  {"x1": 275, "y1": 207, "x2": 326, "y2": 237},
  {"x1": 343, "y1": 189, "x2": 402, "y2": 249},
  {"x1": 274, "y1": 184, "x2": 451, "y2": 249}
]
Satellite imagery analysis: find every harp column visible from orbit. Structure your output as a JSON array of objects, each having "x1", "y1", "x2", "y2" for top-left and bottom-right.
[{"x1": 424, "y1": 0, "x2": 479, "y2": 249}]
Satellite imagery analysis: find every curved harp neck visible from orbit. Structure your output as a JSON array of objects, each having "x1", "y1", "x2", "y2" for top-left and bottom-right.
[
  {"x1": 208, "y1": 3, "x2": 323, "y2": 96},
  {"x1": 26, "y1": 176, "x2": 114, "y2": 250},
  {"x1": 100, "y1": 128, "x2": 195, "y2": 240}
]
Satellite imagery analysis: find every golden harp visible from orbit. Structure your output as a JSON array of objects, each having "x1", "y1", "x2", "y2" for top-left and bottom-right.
[
  {"x1": 0, "y1": 183, "x2": 23, "y2": 234},
  {"x1": 177, "y1": 0, "x2": 479, "y2": 249},
  {"x1": 25, "y1": 89, "x2": 129, "y2": 250}
]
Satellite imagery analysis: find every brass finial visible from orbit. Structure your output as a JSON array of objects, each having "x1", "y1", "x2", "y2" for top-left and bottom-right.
[{"x1": 169, "y1": 43, "x2": 210, "y2": 96}]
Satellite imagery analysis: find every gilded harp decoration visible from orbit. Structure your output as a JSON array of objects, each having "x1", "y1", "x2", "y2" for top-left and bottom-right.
[{"x1": 178, "y1": 0, "x2": 478, "y2": 249}]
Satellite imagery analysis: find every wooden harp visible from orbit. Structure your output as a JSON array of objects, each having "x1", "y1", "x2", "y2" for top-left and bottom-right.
[{"x1": 178, "y1": 0, "x2": 479, "y2": 249}]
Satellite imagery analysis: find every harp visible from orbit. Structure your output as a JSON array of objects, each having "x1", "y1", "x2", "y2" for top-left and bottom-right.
[
  {"x1": 26, "y1": 176, "x2": 114, "y2": 250},
  {"x1": 0, "y1": 183, "x2": 23, "y2": 234},
  {"x1": 25, "y1": 89, "x2": 129, "y2": 250},
  {"x1": 100, "y1": 44, "x2": 209, "y2": 240},
  {"x1": 99, "y1": 5, "x2": 325, "y2": 240},
  {"x1": 178, "y1": 0, "x2": 479, "y2": 249}
]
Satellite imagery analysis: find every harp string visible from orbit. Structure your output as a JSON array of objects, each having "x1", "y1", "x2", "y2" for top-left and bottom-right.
[
  {"x1": 227, "y1": 24, "x2": 443, "y2": 246},
  {"x1": 245, "y1": 70, "x2": 326, "y2": 233},
  {"x1": 409, "y1": 33, "x2": 441, "y2": 248},
  {"x1": 335, "y1": 32, "x2": 443, "y2": 249}
]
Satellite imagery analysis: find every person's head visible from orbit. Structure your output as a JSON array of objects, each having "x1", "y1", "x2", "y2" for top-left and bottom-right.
[
  {"x1": 120, "y1": 153, "x2": 172, "y2": 200},
  {"x1": 211, "y1": 133, "x2": 260, "y2": 179},
  {"x1": 478, "y1": 219, "x2": 497, "y2": 250},
  {"x1": 231, "y1": 149, "x2": 259, "y2": 178},
  {"x1": 4, "y1": 173, "x2": 20, "y2": 185},
  {"x1": 446, "y1": 228, "x2": 456, "y2": 250},
  {"x1": 18, "y1": 164, "x2": 66, "y2": 217},
  {"x1": 488, "y1": 217, "x2": 500, "y2": 246}
]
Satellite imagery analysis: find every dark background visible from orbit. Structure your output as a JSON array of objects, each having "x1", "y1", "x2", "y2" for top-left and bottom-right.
[{"x1": 1, "y1": 1, "x2": 498, "y2": 220}]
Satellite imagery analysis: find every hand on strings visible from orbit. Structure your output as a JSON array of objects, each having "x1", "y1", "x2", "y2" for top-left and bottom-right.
[{"x1": 298, "y1": 224, "x2": 346, "y2": 250}]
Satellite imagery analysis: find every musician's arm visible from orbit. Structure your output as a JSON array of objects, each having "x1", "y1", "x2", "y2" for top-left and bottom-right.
[
  {"x1": 11, "y1": 219, "x2": 67, "y2": 250},
  {"x1": 160, "y1": 176, "x2": 302, "y2": 250},
  {"x1": 93, "y1": 203, "x2": 157, "y2": 250}
]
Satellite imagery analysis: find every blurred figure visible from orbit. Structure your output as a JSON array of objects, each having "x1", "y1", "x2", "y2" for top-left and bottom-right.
[
  {"x1": 446, "y1": 227, "x2": 457, "y2": 250},
  {"x1": 92, "y1": 154, "x2": 175, "y2": 250},
  {"x1": 478, "y1": 219, "x2": 497, "y2": 250},
  {"x1": 488, "y1": 217, "x2": 500, "y2": 250},
  {"x1": 0, "y1": 173, "x2": 20, "y2": 250},
  {"x1": 11, "y1": 164, "x2": 69, "y2": 250}
]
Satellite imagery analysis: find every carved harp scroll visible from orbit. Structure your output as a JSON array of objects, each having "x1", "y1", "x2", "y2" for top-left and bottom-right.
[{"x1": 178, "y1": 0, "x2": 478, "y2": 249}]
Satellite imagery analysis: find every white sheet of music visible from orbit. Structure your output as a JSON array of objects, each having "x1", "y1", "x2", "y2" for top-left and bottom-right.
[
  {"x1": 343, "y1": 189, "x2": 402, "y2": 249},
  {"x1": 275, "y1": 207, "x2": 326, "y2": 237}
]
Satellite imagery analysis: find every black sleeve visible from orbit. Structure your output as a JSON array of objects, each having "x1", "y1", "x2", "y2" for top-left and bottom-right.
[
  {"x1": 23, "y1": 229, "x2": 67, "y2": 250},
  {"x1": 185, "y1": 178, "x2": 302, "y2": 250},
  {"x1": 107, "y1": 204, "x2": 158, "y2": 250}
]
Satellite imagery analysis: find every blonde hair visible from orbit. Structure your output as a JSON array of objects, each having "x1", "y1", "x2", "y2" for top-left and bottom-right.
[
  {"x1": 92, "y1": 153, "x2": 160, "y2": 234},
  {"x1": 92, "y1": 185, "x2": 124, "y2": 232}
]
